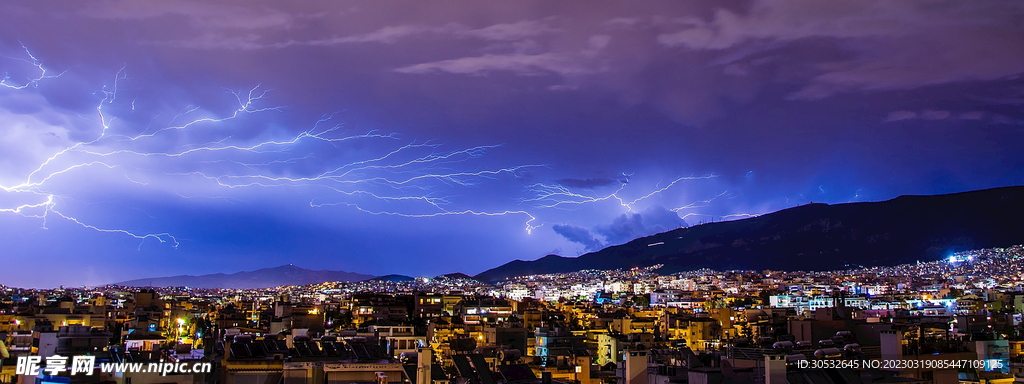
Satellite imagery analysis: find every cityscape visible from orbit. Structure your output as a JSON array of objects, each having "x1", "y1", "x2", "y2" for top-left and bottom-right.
[
  {"x1": 2, "y1": 244, "x2": 1024, "y2": 383},
  {"x1": 3, "y1": 1, "x2": 1024, "y2": 384}
]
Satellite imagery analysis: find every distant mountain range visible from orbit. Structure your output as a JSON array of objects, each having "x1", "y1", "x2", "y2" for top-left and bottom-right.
[
  {"x1": 114, "y1": 269, "x2": 477, "y2": 289},
  {"x1": 115, "y1": 265, "x2": 375, "y2": 289},
  {"x1": 475, "y1": 186, "x2": 1024, "y2": 282}
]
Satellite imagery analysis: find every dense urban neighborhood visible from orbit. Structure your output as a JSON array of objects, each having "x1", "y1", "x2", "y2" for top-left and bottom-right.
[{"x1": 2, "y1": 245, "x2": 1024, "y2": 384}]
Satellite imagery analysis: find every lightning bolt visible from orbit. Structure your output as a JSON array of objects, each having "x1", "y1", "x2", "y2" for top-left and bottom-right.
[
  {"x1": 1, "y1": 47, "x2": 550, "y2": 247},
  {"x1": 522, "y1": 172, "x2": 768, "y2": 234},
  {"x1": 847, "y1": 188, "x2": 864, "y2": 203},
  {"x1": 1, "y1": 50, "x2": 177, "y2": 247},
  {"x1": 525, "y1": 173, "x2": 719, "y2": 212},
  {"x1": 2, "y1": 46, "x2": 754, "y2": 253},
  {"x1": 672, "y1": 190, "x2": 729, "y2": 211},
  {"x1": 0, "y1": 43, "x2": 65, "y2": 90}
]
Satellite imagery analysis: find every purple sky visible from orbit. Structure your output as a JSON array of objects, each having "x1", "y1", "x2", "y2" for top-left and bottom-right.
[{"x1": 2, "y1": 1, "x2": 1023, "y2": 287}]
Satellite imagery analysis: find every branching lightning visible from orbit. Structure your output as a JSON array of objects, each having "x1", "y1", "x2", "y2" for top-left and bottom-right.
[
  {"x1": 1, "y1": 47, "x2": 551, "y2": 245},
  {"x1": 0, "y1": 43, "x2": 65, "y2": 90},
  {"x1": 524, "y1": 173, "x2": 719, "y2": 212},
  {"x1": 671, "y1": 191, "x2": 764, "y2": 223},
  {"x1": 1, "y1": 46, "x2": 752, "y2": 251}
]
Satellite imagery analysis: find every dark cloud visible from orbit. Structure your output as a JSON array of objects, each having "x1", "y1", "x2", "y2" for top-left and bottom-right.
[
  {"x1": 552, "y1": 206, "x2": 688, "y2": 251},
  {"x1": 552, "y1": 224, "x2": 603, "y2": 251},
  {"x1": 595, "y1": 205, "x2": 687, "y2": 245}
]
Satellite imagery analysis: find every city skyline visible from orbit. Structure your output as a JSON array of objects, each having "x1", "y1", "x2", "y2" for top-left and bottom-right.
[{"x1": 2, "y1": 1, "x2": 1024, "y2": 287}]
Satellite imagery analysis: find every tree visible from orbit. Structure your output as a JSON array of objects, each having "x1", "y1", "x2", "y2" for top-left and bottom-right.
[
  {"x1": 945, "y1": 288, "x2": 963, "y2": 300},
  {"x1": 328, "y1": 309, "x2": 354, "y2": 329},
  {"x1": 631, "y1": 294, "x2": 650, "y2": 308}
]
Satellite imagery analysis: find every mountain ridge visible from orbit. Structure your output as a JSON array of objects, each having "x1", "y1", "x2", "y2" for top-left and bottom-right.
[
  {"x1": 115, "y1": 264, "x2": 374, "y2": 289},
  {"x1": 475, "y1": 186, "x2": 1024, "y2": 281}
]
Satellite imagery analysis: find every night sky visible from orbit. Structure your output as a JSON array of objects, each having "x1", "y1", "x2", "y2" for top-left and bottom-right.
[{"x1": 2, "y1": 1, "x2": 1023, "y2": 287}]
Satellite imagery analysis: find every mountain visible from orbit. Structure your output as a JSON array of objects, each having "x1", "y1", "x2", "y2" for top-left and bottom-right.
[
  {"x1": 476, "y1": 186, "x2": 1024, "y2": 282},
  {"x1": 115, "y1": 265, "x2": 375, "y2": 289}
]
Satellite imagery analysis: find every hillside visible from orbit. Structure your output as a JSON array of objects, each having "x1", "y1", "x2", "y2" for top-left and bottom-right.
[{"x1": 476, "y1": 186, "x2": 1024, "y2": 281}]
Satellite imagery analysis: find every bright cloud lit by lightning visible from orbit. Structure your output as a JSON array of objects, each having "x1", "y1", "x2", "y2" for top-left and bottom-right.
[{"x1": 1, "y1": 46, "x2": 756, "y2": 259}]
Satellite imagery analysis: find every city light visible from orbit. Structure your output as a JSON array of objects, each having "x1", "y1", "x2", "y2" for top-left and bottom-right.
[{"x1": 0, "y1": 243, "x2": 1020, "y2": 381}]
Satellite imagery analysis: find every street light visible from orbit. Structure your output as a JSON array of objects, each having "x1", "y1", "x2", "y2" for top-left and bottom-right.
[{"x1": 176, "y1": 318, "x2": 186, "y2": 343}]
